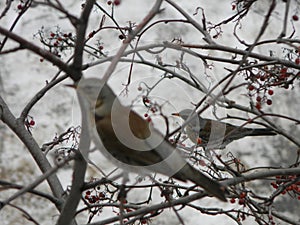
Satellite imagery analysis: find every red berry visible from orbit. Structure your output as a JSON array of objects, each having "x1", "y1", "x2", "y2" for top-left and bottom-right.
[
  {"x1": 98, "y1": 45, "x2": 104, "y2": 50},
  {"x1": 240, "y1": 214, "x2": 246, "y2": 221},
  {"x1": 256, "y1": 96, "x2": 262, "y2": 102},
  {"x1": 292, "y1": 15, "x2": 299, "y2": 21},
  {"x1": 238, "y1": 198, "x2": 245, "y2": 205},
  {"x1": 141, "y1": 219, "x2": 147, "y2": 224},
  {"x1": 268, "y1": 89, "x2": 274, "y2": 95},
  {"x1": 240, "y1": 192, "x2": 247, "y2": 199},
  {"x1": 144, "y1": 113, "x2": 148, "y2": 118},
  {"x1": 291, "y1": 184, "x2": 298, "y2": 191},
  {"x1": 143, "y1": 97, "x2": 150, "y2": 103},
  {"x1": 29, "y1": 120, "x2": 35, "y2": 126},
  {"x1": 99, "y1": 192, "x2": 105, "y2": 198},
  {"x1": 271, "y1": 182, "x2": 278, "y2": 189},
  {"x1": 114, "y1": 0, "x2": 121, "y2": 5},
  {"x1": 50, "y1": 32, "x2": 55, "y2": 38},
  {"x1": 279, "y1": 74, "x2": 286, "y2": 80},
  {"x1": 248, "y1": 84, "x2": 255, "y2": 91},
  {"x1": 107, "y1": 0, "x2": 112, "y2": 5},
  {"x1": 17, "y1": 4, "x2": 23, "y2": 10},
  {"x1": 230, "y1": 198, "x2": 236, "y2": 203},
  {"x1": 255, "y1": 102, "x2": 261, "y2": 110},
  {"x1": 150, "y1": 107, "x2": 157, "y2": 113},
  {"x1": 88, "y1": 31, "x2": 95, "y2": 38},
  {"x1": 286, "y1": 185, "x2": 292, "y2": 191},
  {"x1": 295, "y1": 58, "x2": 300, "y2": 65},
  {"x1": 269, "y1": 215, "x2": 273, "y2": 220},
  {"x1": 280, "y1": 67, "x2": 287, "y2": 75},
  {"x1": 266, "y1": 99, "x2": 272, "y2": 105},
  {"x1": 39, "y1": 58, "x2": 44, "y2": 62},
  {"x1": 232, "y1": 4, "x2": 236, "y2": 10},
  {"x1": 137, "y1": 86, "x2": 142, "y2": 91}
]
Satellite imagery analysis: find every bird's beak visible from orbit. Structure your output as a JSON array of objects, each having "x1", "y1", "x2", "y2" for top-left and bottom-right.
[
  {"x1": 64, "y1": 84, "x2": 77, "y2": 89},
  {"x1": 171, "y1": 112, "x2": 180, "y2": 117}
]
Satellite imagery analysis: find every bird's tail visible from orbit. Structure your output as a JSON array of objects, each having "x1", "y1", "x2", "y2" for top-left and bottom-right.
[
  {"x1": 248, "y1": 128, "x2": 276, "y2": 136},
  {"x1": 173, "y1": 164, "x2": 228, "y2": 202}
]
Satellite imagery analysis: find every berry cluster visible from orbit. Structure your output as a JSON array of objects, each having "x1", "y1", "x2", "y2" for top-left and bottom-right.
[
  {"x1": 270, "y1": 175, "x2": 300, "y2": 199},
  {"x1": 138, "y1": 86, "x2": 161, "y2": 123},
  {"x1": 36, "y1": 28, "x2": 74, "y2": 60},
  {"x1": 229, "y1": 192, "x2": 248, "y2": 221},
  {"x1": 229, "y1": 191, "x2": 247, "y2": 206},
  {"x1": 246, "y1": 61, "x2": 300, "y2": 110},
  {"x1": 229, "y1": 191, "x2": 277, "y2": 224},
  {"x1": 247, "y1": 81, "x2": 274, "y2": 110},
  {"x1": 83, "y1": 186, "x2": 107, "y2": 221},
  {"x1": 48, "y1": 31, "x2": 73, "y2": 57},
  {"x1": 141, "y1": 96, "x2": 153, "y2": 123},
  {"x1": 84, "y1": 184, "x2": 155, "y2": 224},
  {"x1": 107, "y1": 0, "x2": 121, "y2": 6},
  {"x1": 84, "y1": 189, "x2": 107, "y2": 205}
]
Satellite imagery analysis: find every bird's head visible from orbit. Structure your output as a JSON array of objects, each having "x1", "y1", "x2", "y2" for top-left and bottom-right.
[{"x1": 66, "y1": 77, "x2": 116, "y2": 116}]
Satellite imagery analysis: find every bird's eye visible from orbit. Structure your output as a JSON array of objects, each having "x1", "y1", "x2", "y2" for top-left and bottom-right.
[{"x1": 95, "y1": 98, "x2": 103, "y2": 108}]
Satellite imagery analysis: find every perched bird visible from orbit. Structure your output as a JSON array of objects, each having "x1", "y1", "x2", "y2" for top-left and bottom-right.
[
  {"x1": 72, "y1": 77, "x2": 228, "y2": 202},
  {"x1": 172, "y1": 109, "x2": 276, "y2": 149}
]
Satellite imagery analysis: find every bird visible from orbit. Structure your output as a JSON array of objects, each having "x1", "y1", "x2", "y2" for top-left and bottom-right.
[
  {"x1": 172, "y1": 109, "x2": 276, "y2": 149},
  {"x1": 71, "y1": 77, "x2": 228, "y2": 202}
]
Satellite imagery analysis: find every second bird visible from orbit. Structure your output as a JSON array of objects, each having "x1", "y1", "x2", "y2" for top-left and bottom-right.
[{"x1": 172, "y1": 109, "x2": 276, "y2": 149}]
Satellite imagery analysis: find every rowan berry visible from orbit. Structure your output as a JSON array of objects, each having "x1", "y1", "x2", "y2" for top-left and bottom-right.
[
  {"x1": 268, "y1": 89, "x2": 274, "y2": 95},
  {"x1": 292, "y1": 15, "x2": 299, "y2": 21}
]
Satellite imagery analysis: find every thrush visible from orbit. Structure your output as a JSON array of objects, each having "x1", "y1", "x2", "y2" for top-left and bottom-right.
[
  {"x1": 72, "y1": 77, "x2": 228, "y2": 202},
  {"x1": 172, "y1": 109, "x2": 276, "y2": 149}
]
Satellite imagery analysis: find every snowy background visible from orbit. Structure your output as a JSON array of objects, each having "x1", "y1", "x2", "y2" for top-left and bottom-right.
[{"x1": 1, "y1": 0, "x2": 300, "y2": 224}]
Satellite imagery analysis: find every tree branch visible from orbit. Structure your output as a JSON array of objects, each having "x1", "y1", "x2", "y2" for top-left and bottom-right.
[{"x1": 0, "y1": 96, "x2": 64, "y2": 211}]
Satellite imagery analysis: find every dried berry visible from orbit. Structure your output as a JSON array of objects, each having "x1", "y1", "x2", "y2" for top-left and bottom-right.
[{"x1": 292, "y1": 15, "x2": 299, "y2": 21}]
